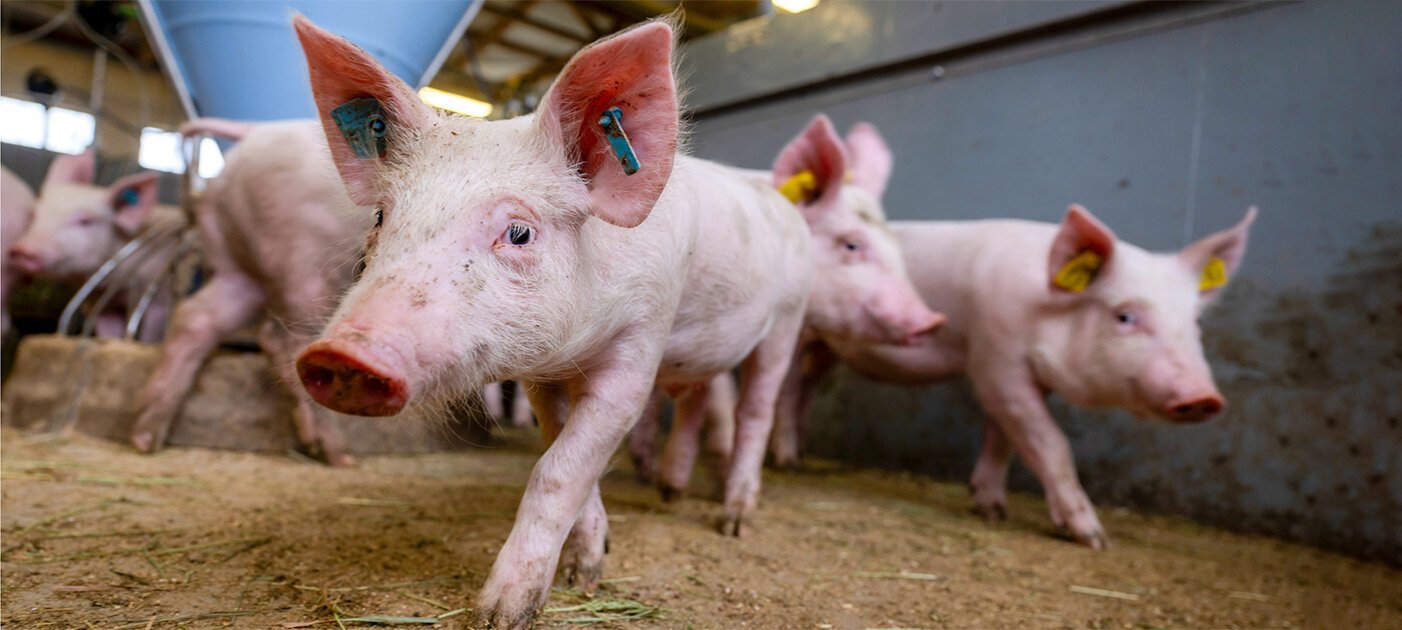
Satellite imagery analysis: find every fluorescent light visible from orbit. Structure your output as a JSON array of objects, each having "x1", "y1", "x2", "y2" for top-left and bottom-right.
[
  {"x1": 418, "y1": 87, "x2": 493, "y2": 118},
  {"x1": 138, "y1": 127, "x2": 224, "y2": 178},
  {"x1": 773, "y1": 0, "x2": 819, "y2": 14},
  {"x1": 45, "y1": 107, "x2": 95, "y2": 155},
  {"x1": 0, "y1": 96, "x2": 46, "y2": 149}
]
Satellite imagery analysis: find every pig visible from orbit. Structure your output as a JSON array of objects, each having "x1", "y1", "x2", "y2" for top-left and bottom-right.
[
  {"x1": 646, "y1": 115, "x2": 945, "y2": 497},
  {"x1": 6, "y1": 152, "x2": 182, "y2": 340},
  {"x1": 2, "y1": 166, "x2": 36, "y2": 338},
  {"x1": 482, "y1": 381, "x2": 534, "y2": 428},
  {"x1": 129, "y1": 118, "x2": 373, "y2": 466},
  {"x1": 777, "y1": 204, "x2": 1257, "y2": 549},
  {"x1": 289, "y1": 17, "x2": 811, "y2": 626}
]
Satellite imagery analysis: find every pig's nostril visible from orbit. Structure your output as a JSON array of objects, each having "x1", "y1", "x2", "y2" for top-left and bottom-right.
[
  {"x1": 363, "y1": 375, "x2": 391, "y2": 399},
  {"x1": 1174, "y1": 404, "x2": 1195, "y2": 416},
  {"x1": 302, "y1": 364, "x2": 335, "y2": 389}
]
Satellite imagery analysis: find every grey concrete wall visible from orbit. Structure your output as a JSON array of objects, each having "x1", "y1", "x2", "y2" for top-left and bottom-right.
[{"x1": 680, "y1": 0, "x2": 1401, "y2": 562}]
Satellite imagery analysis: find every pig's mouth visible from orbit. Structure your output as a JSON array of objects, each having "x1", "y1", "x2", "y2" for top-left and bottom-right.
[{"x1": 297, "y1": 338, "x2": 412, "y2": 417}]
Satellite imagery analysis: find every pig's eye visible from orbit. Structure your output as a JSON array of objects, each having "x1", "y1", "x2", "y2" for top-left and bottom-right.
[
  {"x1": 843, "y1": 241, "x2": 861, "y2": 252},
  {"x1": 1116, "y1": 312, "x2": 1135, "y2": 324},
  {"x1": 78, "y1": 217, "x2": 98, "y2": 227},
  {"x1": 374, "y1": 210, "x2": 383, "y2": 228},
  {"x1": 506, "y1": 223, "x2": 534, "y2": 246},
  {"x1": 1113, "y1": 308, "x2": 1142, "y2": 331}
]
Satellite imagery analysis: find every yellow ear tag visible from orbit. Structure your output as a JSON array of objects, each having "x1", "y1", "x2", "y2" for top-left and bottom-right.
[
  {"x1": 1199, "y1": 256, "x2": 1228, "y2": 291},
  {"x1": 778, "y1": 170, "x2": 817, "y2": 204},
  {"x1": 1053, "y1": 250, "x2": 1103, "y2": 292}
]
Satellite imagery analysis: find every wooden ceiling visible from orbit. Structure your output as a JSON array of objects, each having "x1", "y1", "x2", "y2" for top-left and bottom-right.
[{"x1": 0, "y1": 1, "x2": 767, "y2": 118}]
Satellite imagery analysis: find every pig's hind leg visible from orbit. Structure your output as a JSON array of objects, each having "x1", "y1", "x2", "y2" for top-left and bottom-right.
[
  {"x1": 131, "y1": 274, "x2": 265, "y2": 452},
  {"x1": 259, "y1": 318, "x2": 353, "y2": 467}
]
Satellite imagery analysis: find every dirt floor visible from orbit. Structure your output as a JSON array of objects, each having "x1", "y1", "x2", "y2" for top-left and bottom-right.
[{"x1": 2, "y1": 425, "x2": 1399, "y2": 629}]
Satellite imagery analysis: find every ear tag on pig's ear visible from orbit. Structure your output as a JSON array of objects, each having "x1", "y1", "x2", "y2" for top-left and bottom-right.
[
  {"x1": 1054, "y1": 250, "x2": 1103, "y2": 292},
  {"x1": 1199, "y1": 256, "x2": 1228, "y2": 291},
  {"x1": 331, "y1": 98, "x2": 388, "y2": 160},
  {"x1": 597, "y1": 107, "x2": 640, "y2": 176},
  {"x1": 778, "y1": 170, "x2": 817, "y2": 204},
  {"x1": 118, "y1": 188, "x2": 139, "y2": 207}
]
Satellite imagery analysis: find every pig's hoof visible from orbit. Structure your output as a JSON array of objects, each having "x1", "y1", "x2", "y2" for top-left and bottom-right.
[
  {"x1": 973, "y1": 501, "x2": 1008, "y2": 523},
  {"x1": 1057, "y1": 525, "x2": 1111, "y2": 551},
  {"x1": 130, "y1": 431, "x2": 162, "y2": 454},
  {"x1": 717, "y1": 513, "x2": 748, "y2": 537},
  {"x1": 475, "y1": 587, "x2": 544, "y2": 630},
  {"x1": 658, "y1": 484, "x2": 682, "y2": 503},
  {"x1": 326, "y1": 451, "x2": 358, "y2": 468},
  {"x1": 559, "y1": 555, "x2": 603, "y2": 593}
]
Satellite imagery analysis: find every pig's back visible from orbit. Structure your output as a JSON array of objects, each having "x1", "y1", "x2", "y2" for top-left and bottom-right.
[
  {"x1": 894, "y1": 219, "x2": 1058, "y2": 340},
  {"x1": 651, "y1": 156, "x2": 811, "y2": 382},
  {"x1": 202, "y1": 121, "x2": 371, "y2": 310}
]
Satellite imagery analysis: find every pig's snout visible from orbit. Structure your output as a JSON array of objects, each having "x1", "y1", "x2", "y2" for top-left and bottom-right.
[
  {"x1": 1163, "y1": 393, "x2": 1225, "y2": 423},
  {"x1": 7, "y1": 244, "x2": 46, "y2": 275},
  {"x1": 869, "y1": 291, "x2": 945, "y2": 345},
  {"x1": 297, "y1": 336, "x2": 411, "y2": 417},
  {"x1": 902, "y1": 310, "x2": 946, "y2": 345}
]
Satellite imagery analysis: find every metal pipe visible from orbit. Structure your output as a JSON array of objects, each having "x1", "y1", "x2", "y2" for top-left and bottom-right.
[
  {"x1": 124, "y1": 241, "x2": 197, "y2": 340},
  {"x1": 78, "y1": 228, "x2": 184, "y2": 338},
  {"x1": 57, "y1": 224, "x2": 184, "y2": 336}
]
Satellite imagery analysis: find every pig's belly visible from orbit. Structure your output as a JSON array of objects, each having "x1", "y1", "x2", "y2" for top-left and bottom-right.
[
  {"x1": 655, "y1": 300, "x2": 776, "y2": 385},
  {"x1": 825, "y1": 333, "x2": 967, "y2": 385}
]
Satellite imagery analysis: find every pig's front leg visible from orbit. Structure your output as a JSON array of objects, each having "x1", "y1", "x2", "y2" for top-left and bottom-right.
[
  {"x1": 522, "y1": 382, "x2": 608, "y2": 592},
  {"x1": 969, "y1": 420, "x2": 1013, "y2": 522},
  {"x1": 721, "y1": 311, "x2": 806, "y2": 536},
  {"x1": 476, "y1": 359, "x2": 654, "y2": 628},
  {"x1": 701, "y1": 372, "x2": 736, "y2": 490},
  {"x1": 970, "y1": 364, "x2": 1107, "y2": 549}
]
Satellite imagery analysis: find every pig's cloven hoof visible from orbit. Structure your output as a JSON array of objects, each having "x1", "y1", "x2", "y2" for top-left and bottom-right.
[
  {"x1": 718, "y1": 513, "x2": 748, "y2": 537},
  {"x1": 973, "y1": 501, "x2": 1008, "y2": 523},
  {"x1": 1058, "y1": 525, "x2": 1111, "y2": 551}
]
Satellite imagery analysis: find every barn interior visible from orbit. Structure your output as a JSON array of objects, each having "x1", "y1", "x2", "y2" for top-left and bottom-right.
[{"x1": 1, "y1": 1, "x2": 1399, "y2": 628}]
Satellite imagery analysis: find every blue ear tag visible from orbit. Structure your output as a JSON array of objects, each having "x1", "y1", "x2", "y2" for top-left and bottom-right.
[
  {"x1": 119, "y1": 188, "x2": 140, "y2": 207},
  {"x1": 598, "y1": 106, "x2": 640, "y2": 176},
  {"x1": 331, "y1": 97, "x2": 388, "y2": 160}
]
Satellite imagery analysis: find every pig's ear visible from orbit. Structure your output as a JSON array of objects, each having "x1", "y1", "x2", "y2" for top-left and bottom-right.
[
  {"x1": 1048, "y1": 204, "x2": 1117, "y2": 293},
  {"x1": 43, "y1": 150, "x2": 96, "y2": 191},
  {"x1": 1179, "y1": 206, "x2": 1257, "y2": 296},
  {"x1": 108, "y1": 172, "x2": 161, "y2": 236},
  {"x1": 773, "y1": 115, "x2": 847, "y2": 212},
  {"x1": 844, "y1": 122, "x2": 892, "y2": 198},
  {"x1": 537, "y1": 21, "x2": 678, "y2": 228},
  {"x1": 293, "y1": 15, "x2": 434, "y2": 206}
]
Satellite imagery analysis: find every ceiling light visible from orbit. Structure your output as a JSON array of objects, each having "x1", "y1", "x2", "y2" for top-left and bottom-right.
[
  {"x1": 773, "y1": 0, "x2": 819, "y2": 14},
  {"x1": 418, "y1": 87, "x2": 493, "y2": 118}
]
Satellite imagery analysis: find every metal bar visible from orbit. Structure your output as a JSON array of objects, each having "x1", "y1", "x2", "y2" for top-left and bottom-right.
[
  {"x1": 79, "y1": 228, "x2": 184, "y2": 339},
  {"x1": 125, "y1": 241, "x2": 196, "y2": 340}
]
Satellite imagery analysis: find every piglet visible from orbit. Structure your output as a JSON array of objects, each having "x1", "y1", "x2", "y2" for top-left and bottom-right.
[
  {"x1": 6, "y1": 152, "x2": 182, "y2": 340},
  {"x1": 290, "y1": 17, "x2": 811, "y2": 627},
  {"x1": 1, "y1": 166, "x2": 36, "y2": 338},
  {"x1": 130, "y1": 118, "x2": 372, "y2": 465},
  {"x1": 795, "y1": 204, "x2": 1257, "y2": 548}
]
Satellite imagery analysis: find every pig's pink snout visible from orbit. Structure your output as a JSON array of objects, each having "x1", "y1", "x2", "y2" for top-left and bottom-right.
[
  {"x1": 904, "y1": 310, "x2": 947, "y2": 344},
  {"x1": 297, "y1": 338, "x2": 411, "y2": 417},
  {"x1": 7, "y1": 244, "x2": 46, "y2": 275},
  {"x1": 1163, "y1": 393, "x2": 1225, "y2": 423}
]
